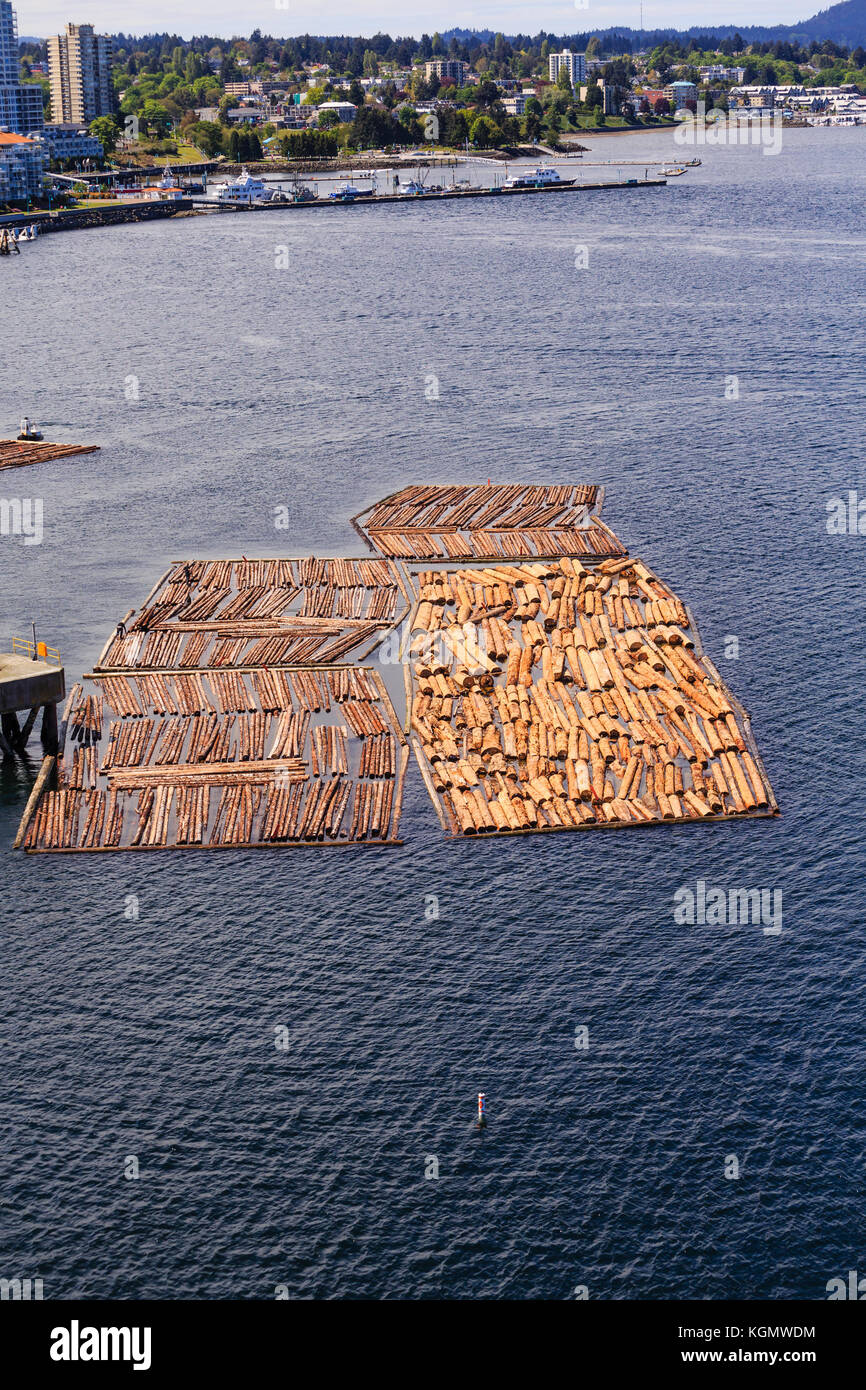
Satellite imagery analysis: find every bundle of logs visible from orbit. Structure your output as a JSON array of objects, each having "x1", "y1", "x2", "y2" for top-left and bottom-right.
[
  {"x1": 354, "y1": 481, "x2": 626, "y2": 562},
  {"x1": 95, "y1": 555, "x2": 410, "y2": 673},
  {"x1": 0, "y1": 440, "x2": 99, "y2": 472},
  {"x1": 22, "y1": 664, "x2": 407, "y2": 852},
  {"x1": 408, "y1": 554, "x2": 777, "y2": 836}
]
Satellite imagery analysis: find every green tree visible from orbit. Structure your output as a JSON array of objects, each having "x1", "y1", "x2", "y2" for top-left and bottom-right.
[
  {"x1": 89, "y1": 115, "x2": 119, "y2": 154},
  {"x1": 469, "y1": 115, "x2": 500, "y2": 148},
  {"x1": 556, "y1": 64, "x2": 573, "y2": 95},
  {"x1": 141, "y1": 100, "x2": 171, "y2": 137}
]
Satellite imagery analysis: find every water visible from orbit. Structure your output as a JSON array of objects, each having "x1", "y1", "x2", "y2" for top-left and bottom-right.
[{"x1": 1, "y1": 127, "x2": 865, "y2": 1300}]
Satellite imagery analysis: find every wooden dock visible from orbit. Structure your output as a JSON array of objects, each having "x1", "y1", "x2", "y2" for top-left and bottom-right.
[{"x1": 0, "y1": 440, "x2": 99, "y2": 472}]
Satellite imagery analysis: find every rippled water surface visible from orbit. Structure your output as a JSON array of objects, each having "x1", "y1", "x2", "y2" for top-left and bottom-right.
[{"x1": 1, "y1": 128, "x2": 865, "y2": 1299}]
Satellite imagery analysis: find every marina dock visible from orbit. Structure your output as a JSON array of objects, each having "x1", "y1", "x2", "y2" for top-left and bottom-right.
[{"x1": 192, "y1": 176, "x2": 667, "y2": 213}]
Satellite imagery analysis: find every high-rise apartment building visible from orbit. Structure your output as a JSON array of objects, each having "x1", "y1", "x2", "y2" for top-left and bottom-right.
[
  {"x1": 548, "y1": 50, "x2": 587, "y2": 88},
  {"x1": 0, "y1": 1, "x2": 44, "y2": 132},
  {"x1": 48, "y1": 23, "x2": 113, "y2": 124}
]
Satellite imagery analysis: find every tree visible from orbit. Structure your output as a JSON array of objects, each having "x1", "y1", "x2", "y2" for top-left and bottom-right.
[
  {"x1": 185, "y1": 120, "x2": 224, "y2": 157},
  {"x1": 469, "y1": 115, "x2": 500, "y2": 148},
  {"x1": 141, "y1": 100, "x2": 171, "y2": 137},
  {"x1": 556, "y1": 64, "x2": 573, "y2": 95},
  {"x1": 89, "y1": 115, "x2": 119, "y2": 154}
]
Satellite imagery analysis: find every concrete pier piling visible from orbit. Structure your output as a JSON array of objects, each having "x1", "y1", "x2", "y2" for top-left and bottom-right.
[{"x1": 0, "y1": 648, "x2": 65, "y2": 758}]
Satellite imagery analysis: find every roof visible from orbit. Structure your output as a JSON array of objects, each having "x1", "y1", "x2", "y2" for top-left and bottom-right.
[{"x1": 0, "y1": 132, "x2": 35, "y2": 146}]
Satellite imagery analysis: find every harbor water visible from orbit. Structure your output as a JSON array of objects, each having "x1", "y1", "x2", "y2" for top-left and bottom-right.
[{"x1": 0, "y1": 127, "x2": 864, "y2": 1299}]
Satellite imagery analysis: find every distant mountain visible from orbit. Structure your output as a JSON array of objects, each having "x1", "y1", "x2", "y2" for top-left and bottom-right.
[
  {"x1": 787, "y1": 1, "x2": 866, "y2": 45},
  {"x1": 439, "y1": 3, "x2": 866, "y2": 48}
]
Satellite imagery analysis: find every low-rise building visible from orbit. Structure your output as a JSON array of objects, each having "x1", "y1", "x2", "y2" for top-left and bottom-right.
[
  {"x1": 699, "y1": 65, "x2": 746, "y2": 83},
  {"x1": 0, "y1": 129, "x2": 44, "y2": 201},
  {"x1": 315, "y1": 100, "x2": 357, "y2": 123},
  {"x1": 503, "y1": 93, "x2": 530, "y2": 116},
  {"x1": 37, "y1": 120, "x2": 103, "y2": 162}
]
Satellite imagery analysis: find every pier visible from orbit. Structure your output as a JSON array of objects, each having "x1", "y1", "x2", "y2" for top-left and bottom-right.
[{"x1": 191, "y1": 176, "x2": 667, "y2": 213}]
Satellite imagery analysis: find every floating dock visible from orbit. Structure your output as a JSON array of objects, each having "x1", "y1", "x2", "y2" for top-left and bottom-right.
[
  {"x1": 0, "y1": 439, "x2": 99, "y2": 471},
  {"x1": 15, "y1": 483, "x2": 777, "y2": 852},
  {"x1": 193, "y1": 177, "x2": 666, "y2": 213}
]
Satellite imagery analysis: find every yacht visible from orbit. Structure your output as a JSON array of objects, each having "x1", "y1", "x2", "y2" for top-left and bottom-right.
[
  {"x1": 503, "y1": 166, "x2": 575, "y2": 190},
  {"x1": 209, "y1": 169, "x2": 273, "y2": 205}
]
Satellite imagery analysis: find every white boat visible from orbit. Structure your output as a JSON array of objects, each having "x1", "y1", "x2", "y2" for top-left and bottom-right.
[
  {"x1": 209, "y1": 169, "x2": 273, "y2": 205},
  {"x1": 503, "y1": 166, "x2": 574, "y2": 190},
  {"x1": 17, "y1": 417, "x2": 43, "y2": 441},
  {"x1": 402, "y1": 180, "x2": 427, "y2": 195}
]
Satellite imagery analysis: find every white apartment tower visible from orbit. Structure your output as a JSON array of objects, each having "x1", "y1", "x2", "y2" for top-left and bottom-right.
[
  {"x1": 548, "y1": 49, "x2": 587, "y2": 87},
  {"x1": 48, "y1": 22, "x2": 113, "y2": 124}
]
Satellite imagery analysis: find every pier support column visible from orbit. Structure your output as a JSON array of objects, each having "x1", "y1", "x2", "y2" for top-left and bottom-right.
[{"x1": 40, "y1": 702, "x2": 58, "y2": 755}]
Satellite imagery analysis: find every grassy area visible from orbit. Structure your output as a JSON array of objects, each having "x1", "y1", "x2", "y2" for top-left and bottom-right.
[{"x1": 118, "y1": 142, "x2": 206, "y2": 167}]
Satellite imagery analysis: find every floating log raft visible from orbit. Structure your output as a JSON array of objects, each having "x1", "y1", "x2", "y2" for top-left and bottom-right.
[
  {"x1": 0, "y1": 439, "x2": 99, "y2": 471},
  {"x1": 22, "y1": 664, "x2": 407, "y2": 852},
  {"x1": 352, "y1": 482, "x2": 625, "y2": 561},
  {"x1": 406, "y1": 553, "x2": 778, "y2": 838},
  {"x1": 15, "y1": 488, "x2": 778, "y2": 851},
  {"x1": 93, "y1": 556, "x2": 411, "y2": 673}
]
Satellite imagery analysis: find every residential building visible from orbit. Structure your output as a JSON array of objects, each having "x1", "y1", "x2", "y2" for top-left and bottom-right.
[
  {"x1": 38, "y1": 120, "x2": 103, "y2": 161},
  {"x1": 503, "y1": 93, "x2": 530, "y2": 116},
  {"x1": 0, "y1": 128, "x2": 44, "y2": 200},
  {"x1": 664, "y1": 80, "x2": 698, "y2": 110},
  {"x1": 425, "y1": 60, "x2": 467, "y2": 85},
  {"x1": 48, "y1": 23, "x2": 114, "y2": 124},
  {"x1": 549, "y1": 49, "x2": 587, "y2": 87},
  {"x1": 0, "y1": 1, "x2": 44, "y2": 131},
  {"x1": 699, "y1": 65, "x2": 746, "y2": 83},
  {"x1": 315, "y1": 100, "x2": 356, "y2": 123}
]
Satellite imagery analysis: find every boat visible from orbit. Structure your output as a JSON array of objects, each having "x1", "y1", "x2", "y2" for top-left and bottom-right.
[
  {"x1": 328, "y1": 182, "x2": 374, "y2": 201},
  {"x1": 402, "y1": 180, "x2": 427, "y2": 196},
  {"x1": 17, "y1": 417, "x2": 43, "y2": 441},
  {"x1": 682, "y1": 158, "x2": 702, "y2": 166},
  {"x1": 503, "y1": 166, "x2": 575, "y2": 190},
  {"x1": 208, "y1": 169, "x2": 273, "y2": 205},
  {"x1": 659, "y1": 166, "x2": 687, "y2": 176}
]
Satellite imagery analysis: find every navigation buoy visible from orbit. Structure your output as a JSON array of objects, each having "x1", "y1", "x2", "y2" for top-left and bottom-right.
[{"x1": 476, "y1": 1092, "x2": 487, "y2": 1130}]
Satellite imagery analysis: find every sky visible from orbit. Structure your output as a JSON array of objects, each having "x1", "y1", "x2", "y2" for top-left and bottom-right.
[{"x1": 14, "y1": 2, "x2": 817, "y2": 41}]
